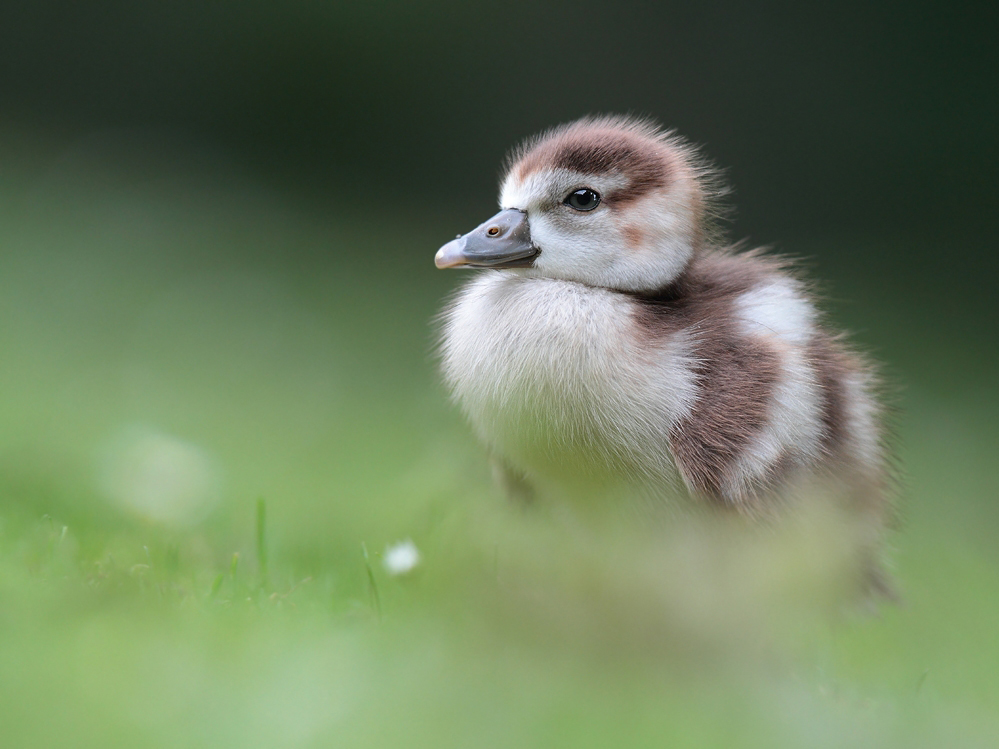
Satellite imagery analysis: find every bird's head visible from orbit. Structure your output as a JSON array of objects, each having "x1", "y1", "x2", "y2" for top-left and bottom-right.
[{"x1": 435, "y1": 116, "x2": 723, "y2": 292}]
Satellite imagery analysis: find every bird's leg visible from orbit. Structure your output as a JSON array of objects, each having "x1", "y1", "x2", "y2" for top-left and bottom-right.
[{"x1": 491, "y1": 458, "x2": 535, "y2": 506}]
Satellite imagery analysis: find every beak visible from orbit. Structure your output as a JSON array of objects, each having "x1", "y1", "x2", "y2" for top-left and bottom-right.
[{"x1": 435, "y1": 208, "x2": 539, "y2": 269}]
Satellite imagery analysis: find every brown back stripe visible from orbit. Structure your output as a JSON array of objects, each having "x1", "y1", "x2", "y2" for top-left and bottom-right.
[
  {"x1": 668, "y1": 329, "x2": 780, "y2": 501},
  {"x1": 628, "y1": 250, "x2": 785, "y2": 503},
  {"x1": 629, "y1": 250, "x2": 780, "y2": 332},
  {"x1": 807, "y1": 332, "x2": 851, "y2": 458}
]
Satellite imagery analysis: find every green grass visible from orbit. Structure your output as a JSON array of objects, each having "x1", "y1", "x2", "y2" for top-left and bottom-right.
[{"x1": 0, "y1": 132, "x2": 997, "y2": 748}]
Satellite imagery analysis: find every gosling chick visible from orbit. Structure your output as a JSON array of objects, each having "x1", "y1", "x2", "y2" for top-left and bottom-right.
[{"x1": 435, "y1": 116, "x2": 892, "y2": 580}]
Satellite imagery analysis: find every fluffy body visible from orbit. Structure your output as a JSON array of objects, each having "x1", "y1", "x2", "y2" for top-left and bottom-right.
[
  {"x1": 437, "y1": 116, "x2": 891, "y2": 524},
  {"x1": 440, "y1": 252, "x2": 885, "y2": 512}
]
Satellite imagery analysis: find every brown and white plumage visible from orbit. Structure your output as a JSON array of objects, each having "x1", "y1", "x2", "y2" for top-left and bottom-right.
[{"x1": 435, "y1": 116, "x2": 892, "y2": 586}]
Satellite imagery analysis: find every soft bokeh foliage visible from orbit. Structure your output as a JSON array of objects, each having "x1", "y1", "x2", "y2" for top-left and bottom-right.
[{"x1": 0, "y1": 3, "x2": 996, "y2": 747}]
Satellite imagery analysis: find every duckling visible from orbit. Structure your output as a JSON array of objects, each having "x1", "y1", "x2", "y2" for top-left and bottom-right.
[{"x1": 435, "y1": 116, "x2": 892, "y2": 585}]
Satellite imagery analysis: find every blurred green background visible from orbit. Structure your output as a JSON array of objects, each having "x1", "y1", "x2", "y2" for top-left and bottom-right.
[{"x1": 1, "y1": 2, "x2": 997, "y2": 747}]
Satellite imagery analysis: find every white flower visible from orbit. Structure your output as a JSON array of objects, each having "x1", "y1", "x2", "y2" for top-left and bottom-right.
[{"x1": 383, "y1": 540, "x2": 421, "y2": 576}]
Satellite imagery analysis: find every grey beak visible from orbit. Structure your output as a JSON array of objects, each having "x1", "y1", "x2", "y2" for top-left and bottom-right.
[{"x1": 435, "y1": 208, "x2": 539, "y2": 269}]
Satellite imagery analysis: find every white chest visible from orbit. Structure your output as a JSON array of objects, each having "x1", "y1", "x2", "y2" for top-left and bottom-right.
[{"x1": 439, "y1": 273, "x2": 697, "y2": 493}]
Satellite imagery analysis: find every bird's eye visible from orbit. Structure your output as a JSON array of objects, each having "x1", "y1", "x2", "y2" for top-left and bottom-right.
[{"x1": 564, "y1": 188, "x2": 600, "y2": 212}]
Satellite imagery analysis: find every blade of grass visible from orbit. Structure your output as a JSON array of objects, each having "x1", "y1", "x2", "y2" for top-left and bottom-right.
[
  {"x1": 209, "y1": 573, "x2": 225, "y2": 599},
  {"x1": 361, "y1": 542, "x2": 381, "y2": 621},
  {"x1": 256, "y1": 498, "x2": 269, "y2": 590},
  {"x1": 230, "y1": 552, "x2": 240, "y2": 600}
]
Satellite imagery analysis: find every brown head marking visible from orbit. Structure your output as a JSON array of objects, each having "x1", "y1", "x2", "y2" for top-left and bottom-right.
[
  {"x1": 622, "y1": 225, "x2": 645, "y2": 248},
  {"x1": 508, "y1": 116, "x2": 674, "y2": 208}
]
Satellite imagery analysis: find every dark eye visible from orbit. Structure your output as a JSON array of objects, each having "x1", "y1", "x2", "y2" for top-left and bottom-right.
[{"x1": 564, "y1": 188, "x2": 600, "y2": 211}]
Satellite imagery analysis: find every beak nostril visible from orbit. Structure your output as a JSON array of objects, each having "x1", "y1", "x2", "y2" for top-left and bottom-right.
[{"x1": 436, "y1": 208, "x2": 536, "y2": 269}]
